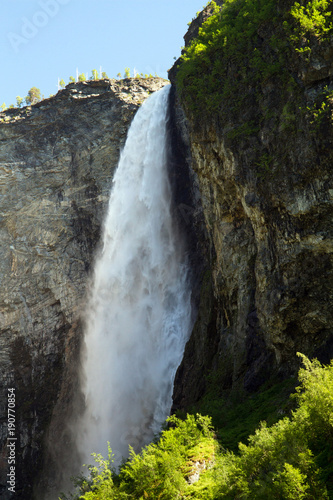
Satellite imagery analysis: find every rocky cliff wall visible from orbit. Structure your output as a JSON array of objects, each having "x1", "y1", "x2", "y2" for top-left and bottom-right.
[
  {"x1": 2, "y1": 1, "x2": 333, "y2": 495},
  {"x1": 169, "y1": 1, "x2": 333, "y2": 410},
  {"x1": 0, "y1": 77, "x2": 167, "y2": 499}
]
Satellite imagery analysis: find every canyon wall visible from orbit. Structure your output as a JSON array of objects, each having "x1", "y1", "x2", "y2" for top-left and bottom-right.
[
  {"x1": 169, "y1": 1, "x2": 333, "y2": 410},
  {"x1": 0, "y1": 77, "x2": 167, "y2": 499},
  {"x1": 1, "y1": 2, "x2": 333, "y2": 497}
]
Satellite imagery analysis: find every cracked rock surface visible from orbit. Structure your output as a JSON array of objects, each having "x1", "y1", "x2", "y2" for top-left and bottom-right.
[{"x1": 0, "y1": 77, "x2": 167, "y2": 499}]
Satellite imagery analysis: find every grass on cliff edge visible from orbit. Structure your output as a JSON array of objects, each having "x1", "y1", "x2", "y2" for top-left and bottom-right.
[{"x1": 61, "y1": 354, "x2": 333, "y2": 499}]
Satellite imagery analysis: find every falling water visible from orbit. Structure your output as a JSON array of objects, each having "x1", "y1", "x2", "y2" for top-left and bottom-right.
[{"x1": 77, "y1": 84, "x2": 192, "y2": 466}]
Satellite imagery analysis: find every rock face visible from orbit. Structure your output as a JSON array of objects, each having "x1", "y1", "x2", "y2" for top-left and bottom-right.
[
  {"x1": 169, "y1": 4, "x2": 333, "y2": 409},
  {"x1": 1, "y1": 3, "x2": 333, "y2": 496},
  {"x1": 0, "y1": 77, "x2": 167, "y2": 499}
]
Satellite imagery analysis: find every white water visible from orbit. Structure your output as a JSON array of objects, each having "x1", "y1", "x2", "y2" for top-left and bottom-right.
[{"x1": 77, "y1": 84, "x2": 192, "y2": 466}]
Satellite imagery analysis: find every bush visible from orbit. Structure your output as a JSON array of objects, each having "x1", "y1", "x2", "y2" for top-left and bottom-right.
[
  {"x1": 175, "y1": 0, "x2": 333, "y2": 123},
  {"x1": 62, "y1": 355, "x2": 333, "y2": 499},
  {"x1": 176, "y1": 0, "x2": 279, "y2": 116}
]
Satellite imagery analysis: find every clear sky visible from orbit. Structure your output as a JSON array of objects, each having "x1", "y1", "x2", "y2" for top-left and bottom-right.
[{"x1": 1, "y1": 0, "x2": 206, "y2": 107}]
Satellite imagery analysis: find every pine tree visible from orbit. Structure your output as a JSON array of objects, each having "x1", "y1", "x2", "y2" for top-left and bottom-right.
[
  {"x1": 16, "y1": 96, "x2": 24, "y2": 108},
  {"x1": 25, "y1": 87, "x2": 42, "y2": 105}
]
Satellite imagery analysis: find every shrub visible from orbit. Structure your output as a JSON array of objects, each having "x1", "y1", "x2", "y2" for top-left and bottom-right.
[
  {"x1": 175, "y1": 0, "x2": 333, "y2": 126},
  {"x1": 62, "y1": 355, "x2": 333, "y2": 499}
]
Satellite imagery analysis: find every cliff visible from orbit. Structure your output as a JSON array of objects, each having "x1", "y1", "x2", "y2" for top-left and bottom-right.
[
  {"x1": 1, "y1": 0, "x2": 333, "y2": 496},
  {"x1": 0, "y1": 77, "x2": 167, "y2": 499},
  {"x1": 169, "y1": 0, "x2": 333, "y2": 410}
]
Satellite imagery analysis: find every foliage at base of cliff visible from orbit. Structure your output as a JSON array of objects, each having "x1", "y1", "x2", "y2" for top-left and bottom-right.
[{"x1": 61, "y1": 355, "x2": 333, "y2": 499}]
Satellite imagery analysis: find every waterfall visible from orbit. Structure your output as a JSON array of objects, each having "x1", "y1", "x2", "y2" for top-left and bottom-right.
[{"x1": 77, "y1": 84, "x2": 192, "y2": 466}]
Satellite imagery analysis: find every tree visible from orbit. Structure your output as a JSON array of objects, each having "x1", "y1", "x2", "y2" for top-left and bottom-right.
[
  {"x1": 116, "y1": 73, "x2": 122, "y2": 79},
  {"x1": 78, "y1": 73, "x2": 86, "y2": 82},
  {"x1": 59, "y1": 79, "x2": 66, "y2": 89},
  {"x1": 16, "y1": 96, "x2": 24, "y2": 108},
  {"x1": 91, "y1": 69, "x2": 98, "y2": 80},
  {"x1": 25, "y1": 87, "x2": 41, "y2": 105},
  {"x1": 69, "y1": 76, "x2": 75, "y2": 83},
  {"x1": 1, "y1": 103, "x2": 6, "y2": 111},
  {"x1": 124, "y1": 67, "x2": 131, "y2": 78},
  {"x1": 101, "y1": 72, "x2": 108, "y2": 78}
]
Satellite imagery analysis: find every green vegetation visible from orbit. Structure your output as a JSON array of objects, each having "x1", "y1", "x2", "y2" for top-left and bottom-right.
[
  {"x1": 0, "y1": 69, "x2": 160, "y2": 111},
  {"x1": 61, "y1": 355, "x2": 333, "y2": 499},
  {"x1": 176, "y1": 0, "x2": 280, "y2": 115},
  {"x1": 305, "y1": 85, "x2": 333, "y2": 128},
  {"x1": 288, "y1": 0, "x2": 333, "y2": 51},
  {"x1": 176, "y1": 0, "x2": 333, "y2": 125},
  {"x1": 25, "y1": 86, "x2": 42, "y2": 105},
  {"x1": 91, "y1": 69, "x2": 99, "y2": 80},
  {"x1": 173, "y1": 0, "x2": 333, "y2": 187},
  {"x1": 188, "y1": 373, "x2": 297, "y2": 452},
  {"x1": 16, "y1": 96, "x2": 24, "y2": 108},
  {"x1": 61, "y1": 414, "x2": 217, "y2": 500}
]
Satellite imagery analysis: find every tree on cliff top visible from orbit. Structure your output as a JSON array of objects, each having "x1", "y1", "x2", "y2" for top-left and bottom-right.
[
  {"x1": 16, "y1": 96, "x2": 24, "y2": 108},
  {"x1": 91, "y1": 69, "x2": 99, "y2": 80},
  {"x1": 25, "y1": 87, "x2": 41, "y2": 105}
]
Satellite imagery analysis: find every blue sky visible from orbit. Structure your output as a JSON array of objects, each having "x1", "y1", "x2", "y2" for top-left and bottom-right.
[{"x1": 1, "y1": 0, "x2": 206, "y2": 107}]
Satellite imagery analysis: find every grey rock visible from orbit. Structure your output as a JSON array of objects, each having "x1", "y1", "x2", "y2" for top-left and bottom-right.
[
  {"x1": 0, "y1": 77, "x2": 168, "y2": 499},
  {"x1": 169, "y1": 6, "x2": 333, "y2": 410}
]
